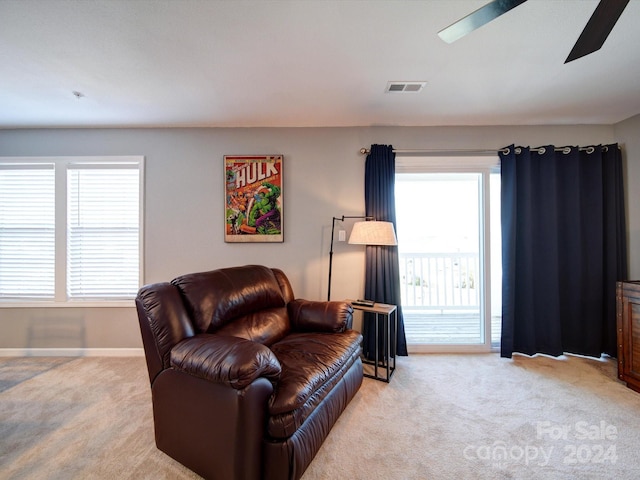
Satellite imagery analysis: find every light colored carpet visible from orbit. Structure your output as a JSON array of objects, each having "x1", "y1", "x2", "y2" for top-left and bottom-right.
[{"x1": 1, "y1": 353, "x2": 640, "y2": 479}]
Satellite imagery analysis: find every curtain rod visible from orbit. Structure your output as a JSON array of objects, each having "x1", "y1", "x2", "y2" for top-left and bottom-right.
[
  {"x1": 359, "y1": 148, "x2": 504, "y2": 156},
  {"x1": 359, "y1": 145, "x2": 614, "y2": 156}
]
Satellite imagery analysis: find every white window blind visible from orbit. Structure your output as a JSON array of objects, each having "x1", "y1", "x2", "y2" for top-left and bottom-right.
[
  {"x1": 67, "y1": 166, "x2": 140, "y2": 300},
  {"x1": 0, "y1": 165, "x2": 55, "y2": 299},
  {"x1": 1, "y1": 156, "x2": 143, "y2": 305}
]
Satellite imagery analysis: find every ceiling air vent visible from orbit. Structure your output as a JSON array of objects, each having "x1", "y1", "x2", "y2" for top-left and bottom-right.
[{"x1": 385, "y1": 81, "x2": 426, "y2": 93}]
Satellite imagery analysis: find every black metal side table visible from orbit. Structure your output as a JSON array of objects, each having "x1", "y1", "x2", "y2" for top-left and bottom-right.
[{"x1": 349, "y1": 301, "x2": 397, "y2": 382}]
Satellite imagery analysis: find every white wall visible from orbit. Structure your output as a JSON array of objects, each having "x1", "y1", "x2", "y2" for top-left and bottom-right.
[{"x1": 0, "y1": 124, "x2": 629, "y2": 350}]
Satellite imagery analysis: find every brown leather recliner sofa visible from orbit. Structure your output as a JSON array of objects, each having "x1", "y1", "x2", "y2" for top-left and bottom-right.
[{"x1": 135, "y1": 264, "x2": 363, "y2": 480}]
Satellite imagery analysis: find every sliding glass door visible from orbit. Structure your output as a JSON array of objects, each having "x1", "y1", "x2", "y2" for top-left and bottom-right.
[{"x1": 395, "y1": 157, "x2": 501, "y2": 352}]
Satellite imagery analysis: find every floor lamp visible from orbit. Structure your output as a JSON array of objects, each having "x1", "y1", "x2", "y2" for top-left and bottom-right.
[{"x1": 327, "y1": 216, "x2": 398, "y2": 301}]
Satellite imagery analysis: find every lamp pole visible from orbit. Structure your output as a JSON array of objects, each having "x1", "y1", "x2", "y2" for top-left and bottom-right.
[{"x1": 327, "y1": 215, "x2": 374, "y2": 301}]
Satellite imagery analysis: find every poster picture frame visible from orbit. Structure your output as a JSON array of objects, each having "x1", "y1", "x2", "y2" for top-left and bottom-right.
[{"x1": 224, "y1": 155, "x2": 283, "y2": 243}]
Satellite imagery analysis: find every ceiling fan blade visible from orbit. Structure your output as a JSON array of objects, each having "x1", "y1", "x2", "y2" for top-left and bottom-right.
[
  {"x1": 565, "y1": 0, "x2": 630, "y2": 63},
  {"x1": 438, "y1": 0, "x2": 528, "y2": 43}
]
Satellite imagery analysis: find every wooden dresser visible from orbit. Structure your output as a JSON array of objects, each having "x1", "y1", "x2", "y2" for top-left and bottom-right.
[{"x1": 616, "y1": 281, "x2": 640, "y2": 392}]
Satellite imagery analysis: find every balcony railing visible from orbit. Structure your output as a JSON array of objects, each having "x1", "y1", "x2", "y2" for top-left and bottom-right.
[
  {"x1": 399, "y1": 252, "x2": 480, "y2": 313},
  {"x1": 399, "y1": 252, "x2": 501, "y2": 345}
]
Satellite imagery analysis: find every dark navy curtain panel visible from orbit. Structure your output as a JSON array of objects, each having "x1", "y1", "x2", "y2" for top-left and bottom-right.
[
  {"x1": 363, "y1": 144, "x2": 408, "y2": 357},
  {"x1": 500, "y1": 144, "x2": 627, "y2": 359}
]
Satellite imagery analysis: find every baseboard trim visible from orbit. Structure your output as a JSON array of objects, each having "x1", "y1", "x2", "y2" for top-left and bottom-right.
[{"x1": 0, "y1": 348, "x2": 144, "y2": 357}]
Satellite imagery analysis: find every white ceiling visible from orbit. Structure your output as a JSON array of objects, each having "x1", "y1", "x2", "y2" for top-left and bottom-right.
[{"x1": 1, "y1": 0, "x2": 640, "y2": 129}]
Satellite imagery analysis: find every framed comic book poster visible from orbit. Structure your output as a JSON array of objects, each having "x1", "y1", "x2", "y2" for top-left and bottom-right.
[{"x1": 224, "y1": 155, "x2": 283, "y2": 243}]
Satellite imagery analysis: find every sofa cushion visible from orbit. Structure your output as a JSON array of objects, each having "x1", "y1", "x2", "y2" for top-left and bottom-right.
[
  {"x1": 171, "y1": 265, "x2": 287, "y2": 337},
  {"x1": 267, "y1": 330, "x2": 362, "y2": 439},
  {"x1": 214, "y1": 307, "x2": 290, "y2": 347}
]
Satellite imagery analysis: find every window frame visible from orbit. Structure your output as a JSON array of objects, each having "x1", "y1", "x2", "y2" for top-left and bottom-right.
[{"x1": 0, "y1": 156, "x2": 144, "y2": 308}]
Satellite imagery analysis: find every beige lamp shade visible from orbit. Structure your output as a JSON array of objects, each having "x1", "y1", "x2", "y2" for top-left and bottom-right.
[{"x1": 348, "y1": 221, "x2": 397, "y2": 246}]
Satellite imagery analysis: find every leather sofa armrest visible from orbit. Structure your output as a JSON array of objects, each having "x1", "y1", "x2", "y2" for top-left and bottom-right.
[
  {"x1": 170, "y1": 334, "x2": 282, "y2": 389},
  {"x1": 288, "y1": 299, "x2": 354, "y2": 333}
]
